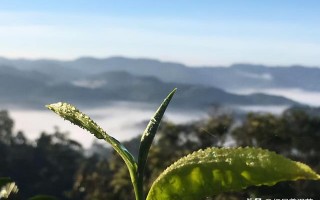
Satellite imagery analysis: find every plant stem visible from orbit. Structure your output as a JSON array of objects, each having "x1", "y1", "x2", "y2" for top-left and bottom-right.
[
  {"x1": 136, "y1": 171, "x2": 144, "y2": 200},
  {"x1": 127, "y1": 164, "x2": 143, "y2": 200},
  {"x1": 133, "y1": 177, "x2": 144, "y2": 200}
]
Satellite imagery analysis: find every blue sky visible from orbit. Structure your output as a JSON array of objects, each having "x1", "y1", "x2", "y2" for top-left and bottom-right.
[{"x1": 1, "y1": 0, "x2": 320, "y2": 66}]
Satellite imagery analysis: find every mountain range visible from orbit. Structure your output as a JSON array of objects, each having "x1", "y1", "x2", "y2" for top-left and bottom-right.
[
  {"x1": 1, "y1": 56, "x2": 320, "y2": 91},
  {"x1": 1, "y1": 56, "x2": 314, "y2": 110}
]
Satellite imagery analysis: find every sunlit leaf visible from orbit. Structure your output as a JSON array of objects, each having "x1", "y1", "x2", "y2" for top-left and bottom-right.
[
  {"x1": 46, "y1": 102, "x2": 138, "y2": 196},
  {"x1": 147, "y1": 147, "x2": 320, "y2": 200},
  {"x1": 0, "y1": 177, "x2": 18, "y2": 199},
  {"x1": 0, "y1": 177, "x2": 11, "y2": 188}
]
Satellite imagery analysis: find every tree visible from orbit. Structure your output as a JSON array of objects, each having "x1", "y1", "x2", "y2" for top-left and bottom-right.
[
  {"x1": 232, "y1": 109, "x2": 320, "y2": 198},
  {"x1": 0, "y1": 110, "x2": 14, "y2": 145},
  {"x1": 0, "y1": 112, "x2": 85, "y2": 200}
]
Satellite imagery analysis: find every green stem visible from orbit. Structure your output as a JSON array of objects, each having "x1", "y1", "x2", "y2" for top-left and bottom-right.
[
  {"x1": 132, "y1": 174, "x2": 143, "y2": 200},
  {"x1": 137, "y1": 170, "x2": 145, "y2": 200},
  {"x1": 127, "y1": 163, "x2": 143, "y2": 200}
]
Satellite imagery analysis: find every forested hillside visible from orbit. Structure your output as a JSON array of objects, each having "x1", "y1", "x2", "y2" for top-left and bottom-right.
[{"x1": 1, "y1": 108, "x2": 319, "y2": 199}]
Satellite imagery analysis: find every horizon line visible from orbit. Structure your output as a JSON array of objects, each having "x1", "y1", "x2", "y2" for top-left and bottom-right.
[{"x1": 0, "y1": 54, "x2": 319, "y2": 69}]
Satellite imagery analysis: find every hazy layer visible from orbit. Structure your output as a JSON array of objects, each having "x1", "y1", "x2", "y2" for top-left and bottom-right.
[
  {"x1": 230, "y1": 88, "x2": 320, "y2": 106},
  {"x1": 9, "y1": 101, "x2": 206, "y2": 148},
  {"x1": 7, "y1": 89, "x2": 320, "y2": 148}
]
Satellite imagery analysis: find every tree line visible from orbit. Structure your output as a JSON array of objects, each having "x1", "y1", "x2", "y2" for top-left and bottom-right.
[{"x1": 0, "y1": 108, "x2": 319, "y2": 199}]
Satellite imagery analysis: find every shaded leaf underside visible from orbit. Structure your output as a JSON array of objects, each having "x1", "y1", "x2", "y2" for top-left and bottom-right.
[{"x1": 137, "y1": 88, "x2": 176, "y2": 199}]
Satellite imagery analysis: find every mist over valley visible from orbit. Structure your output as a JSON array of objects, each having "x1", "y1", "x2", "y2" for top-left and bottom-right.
[{"x1": 1, "y1": 56, "x2": 320, "y2": 147}]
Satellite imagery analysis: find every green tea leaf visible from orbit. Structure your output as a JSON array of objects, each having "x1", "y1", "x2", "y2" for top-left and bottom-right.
[
  {"x1": 46, "y1": 103, "x2": 138, "y2": 197},
  {"x1": 46, "y1": 102, "x2": 136, "y2": 166},
  {"x1": 147, "y1": 147, "x2": 320, "y2": 200},
  {"x1": 0, "y1": 177, "x2": 12, "y2": 188},
  {"x1": 137, "y1": 88, "x2": 176, "y2": 198},
  {"x1": 0, "y1": 177, "x2": 18, "y2": 199}
]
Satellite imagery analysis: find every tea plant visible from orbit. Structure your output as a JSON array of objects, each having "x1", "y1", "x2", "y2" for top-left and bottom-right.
[
  {"x1": 0, "y1": 177, "x2": 18, "y2": 198},
  {"x1": 46, "y1": 88, "x2": 320, "y2": 200},
  {"x1": 0, "y1": 177, "x2": 57, "y2": 200}
]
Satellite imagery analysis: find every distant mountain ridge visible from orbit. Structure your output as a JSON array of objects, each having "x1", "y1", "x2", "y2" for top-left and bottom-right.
[
  {"x1": 0, "y1": 61, "x2": 298, "y2": 110},
  {"x1": 0, "y1": 57, "x2": 320, "y2": 109},
  {"x1": 1, "y1": 56, "x2": 319, "y2": 92}
]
